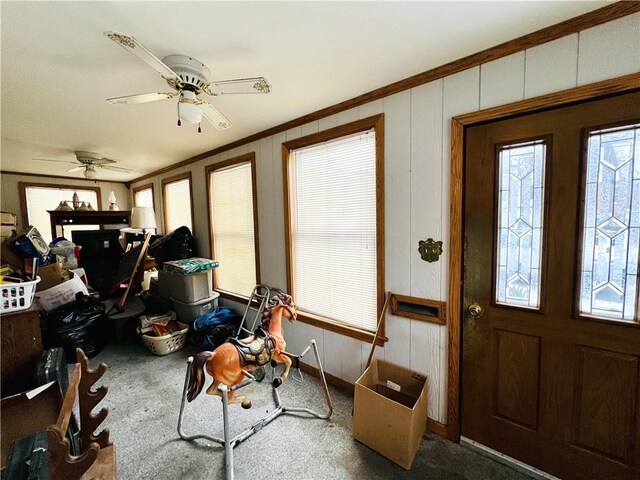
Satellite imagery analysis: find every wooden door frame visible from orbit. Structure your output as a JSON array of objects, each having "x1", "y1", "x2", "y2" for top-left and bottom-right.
[{"x1": 446, "y1": 72, "x2": 640, "y2": 442}]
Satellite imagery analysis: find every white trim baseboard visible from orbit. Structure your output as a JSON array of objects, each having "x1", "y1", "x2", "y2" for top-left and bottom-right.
[{"x1": 460, "y1": 436, "x2": 561, "y2": 480}]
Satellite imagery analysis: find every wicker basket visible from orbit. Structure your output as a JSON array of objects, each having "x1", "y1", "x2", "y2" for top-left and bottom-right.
[
  {"x1": 138, "y1": 321, "x2": 189, "y2": 356},
  {"x1": 0, "y1": 276, "x2": 40, "y2": 314}
]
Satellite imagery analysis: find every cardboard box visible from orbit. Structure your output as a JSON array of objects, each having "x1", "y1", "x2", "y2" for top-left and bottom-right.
[
  {"x1": 0, "y1": 212, "x2": 16, "y2": 225},
  {"x1": 352, "y1": 359, "x2": 428, "y2": 470},
  {"x1": 35, "y1": 275, "x2": 88, "y2": 312},
  {"x1": 162, "y1": 257, "x2": 218, "y2": 275},
  {"x1": 1, "y1": 381, "x2": 63, "y2": 468},
  {"x1": 0, "y1": 212, "x2": 16, "y2": 238},
  {"x1": 25, "y1": 261, "x2": 67, "y2": 291}
]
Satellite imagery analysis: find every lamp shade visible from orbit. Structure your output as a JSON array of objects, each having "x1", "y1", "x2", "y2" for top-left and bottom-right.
[
  {"x1": 130, "y1": 206, "x2": 157, "y2": 230},
  {"x1": 179, "y1": 91, "x2": 203, "y2": 124},
  {"x1": 84, "y1": 166, "x2": 97, "y2": 179}
]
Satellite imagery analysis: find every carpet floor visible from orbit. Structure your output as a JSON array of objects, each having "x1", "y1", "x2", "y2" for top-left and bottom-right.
[{"x1": 93, "y1": 340, "x2": 535, "y2": 480}]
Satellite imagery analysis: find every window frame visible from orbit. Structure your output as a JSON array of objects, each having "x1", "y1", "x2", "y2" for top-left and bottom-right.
[
  {"x1": 19, "y1": 181, "x2": 102, "y2": 237},
  {"x1": 132, "y1": 182, "x2": 155, "y2": 208},
  {"x1": 491, "y1": 135, "x2": 552, "y2": 316},
  {"x1": 161, "y1": 172, "x2": 195, "y2": 235},
  {"x1": 574, "y1": 119, "x2": 640, "y2": 325},
  {"x1": 282, "y1": 114, "x2": 385, "y2": 344},
  {"x1": 205, "y1": 152, "x2": 261, "y2": 302}
]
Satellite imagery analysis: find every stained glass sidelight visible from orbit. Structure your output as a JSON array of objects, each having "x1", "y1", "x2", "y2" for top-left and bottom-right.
[
  {"x1": 579, "y1": 123, "x2": 640, "y2": 322},
  {"x1": 495, "y1": 140, "x2": 546, "y2": 308}
]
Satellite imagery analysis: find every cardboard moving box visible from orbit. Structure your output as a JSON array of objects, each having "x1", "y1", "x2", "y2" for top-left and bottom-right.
[
  {"x1": 352, "y1": 359, "x2": 428, "y2": 470},
  {"x1": 25, "y1": 261, "x2": 66, "y2": 291},
  {"x1": 0, "y1": 381, "x2": 63, "y2": 468}
]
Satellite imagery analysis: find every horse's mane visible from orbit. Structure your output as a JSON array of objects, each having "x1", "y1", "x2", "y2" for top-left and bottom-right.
[{"x1": 261, "y1": 290, "x2": 294, "y2": 327}]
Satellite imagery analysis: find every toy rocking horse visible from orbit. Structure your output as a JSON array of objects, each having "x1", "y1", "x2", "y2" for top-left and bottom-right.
[{"x1": 186, "y1": 291, "x2": 297, "y2": 409}]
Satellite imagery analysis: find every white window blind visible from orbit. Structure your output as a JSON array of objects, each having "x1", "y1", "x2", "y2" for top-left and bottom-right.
[
  {"x1": 209, "y1": 162, "x2": 257, "y2": 296},
  {"x1": 164, "y1": 178, "x2": 193, "y2": 233},
  {"x1": 135, "y1": 188, "x2": 153, "y2": 208},
  {"x1": 25, "y1": 187, "x2": 98, "y2": 243},
  {"x1": 289, "y1": 130, "x2": 378, "y2": 331}
]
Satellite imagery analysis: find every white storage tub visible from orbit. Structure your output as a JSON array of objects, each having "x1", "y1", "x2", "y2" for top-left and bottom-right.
[
  {"x1": 158, "y1": 269, "x2": 212, "y2": 303},
  {"x1": 171, "y1": 291, "x2": 220, "y2": 324}
]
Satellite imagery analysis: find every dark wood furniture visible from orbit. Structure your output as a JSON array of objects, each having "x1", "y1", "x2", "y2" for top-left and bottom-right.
[
  {"x1": 0, "y1": 304, "x2": 43, "y2": 397},
  {"x1": 48, "y1": 349, "x2": 115, "y2": 479},
  {"x1": 48, "y1": 210, "x2": 130, "y2": 240}
]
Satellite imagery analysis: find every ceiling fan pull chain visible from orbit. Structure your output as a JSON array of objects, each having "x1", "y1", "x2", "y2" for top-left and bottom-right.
[
  {"x1": 177, "y1": 97, "x2": 182, "y2": 126},
  {"x1": 198, "y1": 123, "x2": 202, "y2": 134}
]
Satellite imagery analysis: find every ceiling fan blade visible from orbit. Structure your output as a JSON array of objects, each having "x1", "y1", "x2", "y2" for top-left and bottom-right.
[
  {"x1": 33, "y1": 158, "x2": 77, "y2": 165},
  {"x1": 199, "y1": 102, "x2": 232, "y2": 130},
  {"x1": 107, "y1": 92, "x2": 176, "y2": 106},
  {"x1": 66, "y1": 166, "x2": 85, "y2": 173},
  {"x1": 104, "y1": 31, "x2": 182, "y2": 85},
  {"x1": 99, "y1": 165, "x2": 132, "y2": 173},
  {"x1": 92, "y1": 158, "x2": 116, "y2": 165},
  {"x1": 204, "y1": 77, "x2": 271, "y2": 95}
]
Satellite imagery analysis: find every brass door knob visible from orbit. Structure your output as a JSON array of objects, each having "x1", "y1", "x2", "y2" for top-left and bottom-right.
[{"x1": 467, "y1": 303, "x2": 484, "y2": 318}]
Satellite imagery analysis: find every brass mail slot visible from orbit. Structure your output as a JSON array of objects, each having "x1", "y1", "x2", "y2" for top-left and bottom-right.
[{"x1": 390, "y1": 294, "x2": 446, "y2": 325}]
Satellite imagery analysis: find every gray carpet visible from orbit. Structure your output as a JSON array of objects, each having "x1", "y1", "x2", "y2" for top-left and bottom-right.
[{"x1": 92, "y1": 339, "x2": 534, "y2": 480}]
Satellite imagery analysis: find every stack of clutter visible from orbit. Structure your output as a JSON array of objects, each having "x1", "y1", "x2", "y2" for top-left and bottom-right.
[
  {"x1": 1, "y1": 225, "x2": 109, "y2": 359},
  {"x1": 157, "y1": 257, "x2": 219, "y2": 325}
]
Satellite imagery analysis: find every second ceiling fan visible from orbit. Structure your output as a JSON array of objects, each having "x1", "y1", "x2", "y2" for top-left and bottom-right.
[{"x1": 104, "y1": 31, "x2": 271, "y2": 132}]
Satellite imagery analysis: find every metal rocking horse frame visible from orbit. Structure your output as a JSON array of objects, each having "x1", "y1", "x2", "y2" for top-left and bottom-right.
[{"x1": 177, "y1": 285, "x2": 333, "y2": 480}]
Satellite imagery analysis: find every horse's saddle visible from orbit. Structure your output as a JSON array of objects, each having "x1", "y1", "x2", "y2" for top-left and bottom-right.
[{"x1": 229, "y1": 327, "x2": 275, "y2": 367}]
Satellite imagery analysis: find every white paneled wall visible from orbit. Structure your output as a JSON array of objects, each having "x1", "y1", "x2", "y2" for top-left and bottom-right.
[
  {"x1": 130, "y1": 14, "x2": 640, "y2": 425},
  {"x1": 524, "y1": 34, "x2": 579, "y2": 98},
  {"x1": 480, "y1": 53, "x2": 525, "y2": 109}
]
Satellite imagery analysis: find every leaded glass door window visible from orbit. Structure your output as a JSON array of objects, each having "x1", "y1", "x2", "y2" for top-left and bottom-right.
[
  {"x1": 495, "y1": 140, "x2": 547, "y2": 309},
  {"x1": 578, "y1": 123, "x2": 640, "y2": 322}
]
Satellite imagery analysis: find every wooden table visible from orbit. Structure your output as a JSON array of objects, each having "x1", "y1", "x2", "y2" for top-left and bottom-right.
[{"x1": 47, "y1": 210, "x2": 131, "y2": 240}]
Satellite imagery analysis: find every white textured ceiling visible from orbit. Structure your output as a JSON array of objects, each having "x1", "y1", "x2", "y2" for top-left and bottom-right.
[{"x1": 1, "y1": 1, "x2": 603, "y2": 181}]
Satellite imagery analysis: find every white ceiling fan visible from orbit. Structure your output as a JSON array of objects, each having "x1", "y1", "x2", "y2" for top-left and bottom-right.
[
  {"x1": 34, "y1": 151, "x2": 132, "y2": 179},
  {"x1": 104, "y1": 31, "x2": 271, "y2": 133}
]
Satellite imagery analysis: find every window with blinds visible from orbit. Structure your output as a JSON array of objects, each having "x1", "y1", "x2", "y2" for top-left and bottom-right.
[
  {"x1": 207, "y1": 156, "x2": 258, "y2": 297},
  {"x1": 133, "y1": 185, "x2": 154, "y2": 208},
  {"x1": 23, "y1": 185, "x2": 99, "y2": 243},
  {"x1": 287, "y1": 128, "x2": 379, "y2": 332},
  {"x1": 163, "y1": 175, "x2": 193, "y2": 233}
]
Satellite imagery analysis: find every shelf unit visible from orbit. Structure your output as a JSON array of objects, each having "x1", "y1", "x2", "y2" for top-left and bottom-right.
[{"x1": 48, "y1": 211, "x2": 131, "y2": 239}]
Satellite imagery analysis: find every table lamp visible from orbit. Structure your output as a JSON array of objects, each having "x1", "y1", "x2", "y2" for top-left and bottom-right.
[
  {"x1": 108, "y1": 191, "x2": 119, "y2": 210},
  {"x1": 130, "y1": 206, "x2": 157, "y2": 235}
]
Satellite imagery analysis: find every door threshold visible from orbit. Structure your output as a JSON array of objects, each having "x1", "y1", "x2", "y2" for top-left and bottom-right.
[{"x1": 460, "y1": 436, "x2": 560, "y2": 480}]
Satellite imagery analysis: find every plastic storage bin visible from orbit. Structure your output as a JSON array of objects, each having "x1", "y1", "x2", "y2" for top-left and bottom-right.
[
  {"x1": 1, "y1": 276, "x2": 40, "y2": 314},
  {"x1": 158, "y1": 269, "x2": 212, "y2": 303},
  {"x1": 171, "y1": 292, "x2": 220, "y2": 324}
]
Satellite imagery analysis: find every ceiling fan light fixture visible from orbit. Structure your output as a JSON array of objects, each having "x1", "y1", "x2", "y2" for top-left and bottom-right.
[
  {"x1": 84, "y1": 165, "x2": 97, "y2": 179},
  {"x1": 178, "y1": 91, "x2": 203, "y2": 124}
]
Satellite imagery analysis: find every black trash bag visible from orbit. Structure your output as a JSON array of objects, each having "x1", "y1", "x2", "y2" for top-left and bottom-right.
[
  {"x1": 148, "y1": 226, "x2": 197, "y2": 264},
  {"x1": 41, "y1": 292, "x2": 108, "y2": 362},
  {"x1": 190, "y1": 307, "x2": 241, "y2": 350},
  {"x1": 140, "y1": 290, "x2": 172, "y2": 314}
]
